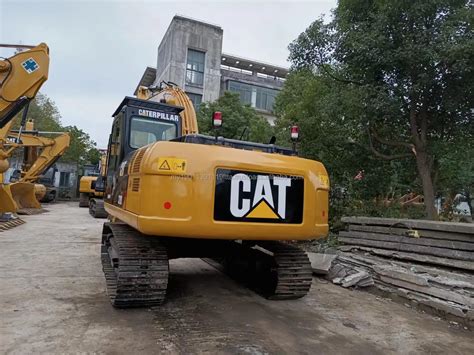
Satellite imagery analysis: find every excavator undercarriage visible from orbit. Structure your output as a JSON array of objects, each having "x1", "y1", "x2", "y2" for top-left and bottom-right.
[{"x1": 101, "y1": 223, "x2": 312, "y2": 308}]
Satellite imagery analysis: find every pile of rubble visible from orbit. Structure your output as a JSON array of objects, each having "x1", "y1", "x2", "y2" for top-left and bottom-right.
[{"x1": 309, "y1": 217, "x2": 474, "y2": 324}]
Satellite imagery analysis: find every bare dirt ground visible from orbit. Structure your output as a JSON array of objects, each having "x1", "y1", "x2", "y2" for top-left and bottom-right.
[{"x1": 0, "y1": 202, "x2": 472, "y2": 354}]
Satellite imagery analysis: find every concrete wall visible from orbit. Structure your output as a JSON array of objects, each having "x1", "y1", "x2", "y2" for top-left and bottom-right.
[
  {"x1": 220, "y1": 69, "x2": 285, "y2": 93},
  {"x1": 154, "y1": 16, "x2": 223, "y2": 102}
]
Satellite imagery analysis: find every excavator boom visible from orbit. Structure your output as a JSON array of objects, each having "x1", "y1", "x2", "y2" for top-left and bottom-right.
[
  {"x1": 0, "y1": 43, "x2": 49, "y2": 129},
  {"x1": 137, "y1": 82, "x2": 198, "y2": 135}
]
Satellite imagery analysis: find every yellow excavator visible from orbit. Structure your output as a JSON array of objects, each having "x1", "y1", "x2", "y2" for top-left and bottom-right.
[
  {"x1": 7, "y1": 119, "x2": 70, "y2": 208},
  {"x1": 100, "y1": 82, "x2": 329, "y2": 307},
  {"x1": 79, "y1": 152, "x2": 108, "y2": 218},
  {"x1": 0, "y1": 43, "x2": 50, "y2": 217}
]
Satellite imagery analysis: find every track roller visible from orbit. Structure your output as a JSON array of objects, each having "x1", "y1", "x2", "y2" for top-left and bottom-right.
[{"x1": 101, "y1": 223, "x2": 169, "y2": 308}]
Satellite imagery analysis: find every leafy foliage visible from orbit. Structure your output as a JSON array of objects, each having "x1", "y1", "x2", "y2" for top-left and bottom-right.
[
  {"x1": 61, "y1": 126, "x2": 101, "y2": 166},
  {"x1": 18, "y1": 93, "x2": 100, "y2": 167},
  {"x1": 279, "y1": 0, "x2": 473, "y2": 220},
  {"x1": 197, "y1": 92, "x2": 273, "y2": 144}
]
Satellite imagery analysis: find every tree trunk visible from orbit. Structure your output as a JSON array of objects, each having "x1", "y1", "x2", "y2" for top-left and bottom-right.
[
  {"x1": 414, "y1": 148, "x2": 438, "y2": 220},
  {"x1": 465, "y1": 191, "x2": 472, "y2": 217},
  {"x1": 409, "y1": 103, "x2": 438, "y2": 220}
]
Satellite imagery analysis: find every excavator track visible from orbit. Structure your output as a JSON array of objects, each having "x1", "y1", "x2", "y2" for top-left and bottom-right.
[
  {"x1": 101, "y1": 223, "x2": 169, "y2": 308},
  {"x1": 89, "y1": 199, "x2": 107, "y2": 218},
  {"x1": 211, "y1": 241, "x2": 313, "y2": 300},
  {"x1": 78, "y1": 193, "x2": 89, "y2": 207}
]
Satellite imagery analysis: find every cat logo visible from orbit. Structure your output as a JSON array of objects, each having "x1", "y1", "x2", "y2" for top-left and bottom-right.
[
  {"x1": 214, "y1": 169, "x2": 304, "y2": 224},
  {"x1": 230, "y1": 174, "x2": 290, "y2": 219}
]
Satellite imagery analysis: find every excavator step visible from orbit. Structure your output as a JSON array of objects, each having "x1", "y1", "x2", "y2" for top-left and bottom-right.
[{"x1": 101, "y1": 223, "x2": 169, "y2": 308}]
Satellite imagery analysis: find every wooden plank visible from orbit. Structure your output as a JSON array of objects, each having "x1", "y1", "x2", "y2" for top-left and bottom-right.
[
  {"x1": 341, "y1": 216, "x2": 474, "y2": 234},
  {"x1": 348, "y1": 224, "x2": 474, "y2": 243},
  {"x1": 339, "y1": 245, "x2": 474, "y2": 271},
  {"x1": 338, "y1": 236, "x2": 474, "y2": 261},
  {"x1": 340, "y1": 231, "x2": 474, "y2": 251}
]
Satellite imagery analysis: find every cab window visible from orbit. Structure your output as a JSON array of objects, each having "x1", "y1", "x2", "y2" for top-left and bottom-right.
[{"x1": 129, "y1": 117, "x2": 177, "y2": 149}]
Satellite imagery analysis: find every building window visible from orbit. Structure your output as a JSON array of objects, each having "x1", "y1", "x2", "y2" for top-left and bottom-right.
[
  {"x1": 228, "y1": 81, "x2": 252, "y2": 106},
  {"x1": 228, "y1": 80, "x2": 279, "y2": 112},
  {"x1": 59, "y1": 172, "x2": 70, "y2": 187},
  {"x1": 186, "y1": 49, "x2": 205, "y2": 86},
  {"x1": 187, "y1": 93, "x2": 202, "y2": 111},
  {"x1": 256, "y1": 86, "x2": 278, "y2": 112}
]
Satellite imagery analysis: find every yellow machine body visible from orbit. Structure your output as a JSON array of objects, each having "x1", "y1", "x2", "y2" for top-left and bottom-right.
[
  {"x1": 79, "y1": 176, "x2": 97, "y2": 194},
  {"x1": 105, "y1": 142, "x2": 329, "y2": 240},
  {"x1": 104, "y1": 85, "x2": 329, "y2": 241}
]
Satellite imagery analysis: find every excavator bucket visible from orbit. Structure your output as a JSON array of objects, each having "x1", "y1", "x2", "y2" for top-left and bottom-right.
[
  {"x1": 0, "y1": 184, "x2": 18, "y2": 213},
  {"x1": 9, "y1": 182, "x2": 42, "y2": 211},
  {"x1": 34, "y1": 184, "x2": 47, "y2": 201}
]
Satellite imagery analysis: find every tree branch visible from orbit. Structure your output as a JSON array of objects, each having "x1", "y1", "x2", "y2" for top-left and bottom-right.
[
  {"x1": 370, "y1": 127, "x2": 414, "y2": 150},
  {"x1": 367, "y1": 128, "x2": 413, "y2": 160},
  {"x1": 317, "y1": 51, "x2": 365, "y2": 86}
]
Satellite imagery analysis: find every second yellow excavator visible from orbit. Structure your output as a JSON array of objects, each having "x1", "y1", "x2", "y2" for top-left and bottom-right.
[{"x1": 79, "y1": 152, "x2": 108, "y2": 218}]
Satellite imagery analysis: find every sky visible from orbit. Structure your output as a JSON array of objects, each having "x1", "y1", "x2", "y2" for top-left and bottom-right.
[{"x1": 0, "y1": 0, "x2": 335, "y2": 147}]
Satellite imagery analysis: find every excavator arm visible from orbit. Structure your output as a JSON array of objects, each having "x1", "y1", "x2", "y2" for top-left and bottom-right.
[
  {"x1": 136, "y1": 82, "x2": 199, "y2": 135},
  {"x1": 7, "y1": 132, "x2": 71, "y2": 182}
]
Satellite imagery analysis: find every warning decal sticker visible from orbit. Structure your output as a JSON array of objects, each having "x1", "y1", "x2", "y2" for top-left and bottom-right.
[{"x1": 157, "y1": 157, "x2": 187, "y2": 173}]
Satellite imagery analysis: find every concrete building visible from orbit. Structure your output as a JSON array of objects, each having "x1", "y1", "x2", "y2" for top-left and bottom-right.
[
  {"x1": 4, "y1": 153, "x2": 78, "y2": 199},
  {"x1": 136, "y1": 15, "x2": 289, "y2": 124}
]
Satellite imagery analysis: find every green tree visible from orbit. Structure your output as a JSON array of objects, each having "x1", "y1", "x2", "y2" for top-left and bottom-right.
[
  {"x1": 287, "y1": 0, "x2": 473, "y2": 219},
  {"x1": 197, "y1": 92, "x2": 273, "y2": 143},
  {"x1": 275, "y1": 70, "x2": 421, "y2": 225},
  {"x1": 27, "y1": 93, "x2": 63, "y2": 132},
  {"x1": 13, "y1": 93, "x2": 100, "y2": 168},
  {"x1": 61, "y1": 125, "x2": 100, "y2": 167}
]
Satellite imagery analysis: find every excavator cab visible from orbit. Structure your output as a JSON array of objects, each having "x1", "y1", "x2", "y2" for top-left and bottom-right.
[{"x1": 104, "y1": 96, "x2": 183, "y2": 205}]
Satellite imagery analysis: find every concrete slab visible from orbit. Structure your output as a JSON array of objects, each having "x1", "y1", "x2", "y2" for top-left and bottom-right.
[{"x1": 307, "y1": 252, "x2": 337, "y2": 274}]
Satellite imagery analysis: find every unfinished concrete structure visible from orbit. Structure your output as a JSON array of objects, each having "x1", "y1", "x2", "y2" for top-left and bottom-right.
[{"x1": 136, "y1": 15, "x2": 289, "y2": 124}]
